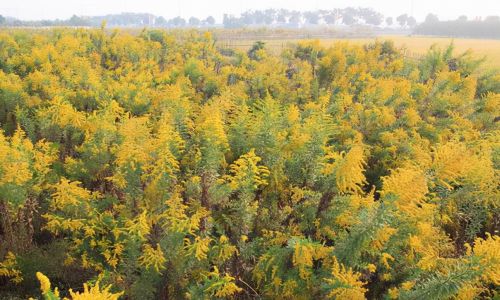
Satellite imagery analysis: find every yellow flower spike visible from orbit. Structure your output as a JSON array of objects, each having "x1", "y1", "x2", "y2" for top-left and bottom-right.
[
  {"x1": 324, "y1": 257, "x2": 366, "y2": 299},
  {"x1": 471, "y1": 234, "x2": 500, "y2": 285},
  {"x1": 220, "y1": 235, "x2": 229, "y2": 243},
  {"x1": 323, "y1": 145, "x2": 367, "y2": 194},
  {"x1": 69, "y1": 281, "x2": 124, "y2": 300},
  {"x1": 401, "y1": 281, "x2": 415, "y2": 291},
  {"x1": 380, "y1": 253, "x2": 394, "y2": 269},
  {"x1": 388, "y1": 287, "x2": 399, "y2": 299},
  {"x1": 367, "y1": 264, "x2": 377, "y2": 273},
  {"x1": 138, "y1": 244, "x2": 166, "y2": 273},
  {"x1": 36, "y1": 272, "x2": 51, "y2": 294}
]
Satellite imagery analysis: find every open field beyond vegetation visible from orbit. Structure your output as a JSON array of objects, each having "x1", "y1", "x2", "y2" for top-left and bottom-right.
[{"x1": 218, "y1": 35, "x2": 500, "y2": 68}]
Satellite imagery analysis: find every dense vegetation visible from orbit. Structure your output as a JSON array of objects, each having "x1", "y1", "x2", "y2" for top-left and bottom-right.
[{"x1": 0, "y1": 28, "x2": 499, "y2": 299}]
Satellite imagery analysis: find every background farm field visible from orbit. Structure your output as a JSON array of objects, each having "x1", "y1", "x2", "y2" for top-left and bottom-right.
[{"x1": 217, "y1": 35, "x2": 500, "y2": 68}]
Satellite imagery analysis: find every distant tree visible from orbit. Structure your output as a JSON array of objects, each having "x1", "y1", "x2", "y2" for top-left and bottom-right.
[
  {"x1": 0, "y1": 15, "x2": 5, "y2": 25},
  {"x1": 303, "y1": 11, "x2": 320, "y2": 25},
  {"x1": 223, "y1": 14, "x2": 243, "y2": 28},
  {"x1": 407, "y1": 16, "x2": 417, "y2": 27},
  {"x1": 156, "y1": 16, "x2": 167, "y2": 26},
  {"x1": 360, "y1": 8, "x2": 383, "y2": 26},
  {"x1": 324, "y1": 12, "x2": 337, "y2": 25},
  {"x1": 458, "y1": 15, "x2": 468, "y2": 22},
  {"x1": 425, "y1": 13, "x2": 439, "y2": 23},
  {"x1": 364, "y1": 14, "x2": 382, "y2": 26},
  {"x1": 170, "y1": 16, "x2": 186, "y2": 27},
  {"x1": 289, "y1": 11, "x2": 301, "y2": 26},
  {"x1": 223, "y1": 14, "x2": 230, "y2": 27},
  {"x1": 205, "y1": 16, "x2": 216, "y2": 25},
  {"x1": 189, "y1": 17, "x2": 201, "y2": 27},
  {"x1": 253, "y1": 11, "x2": 266, "y2": 24},
  {"x1": 342, "y1": 7, "x2": 358, "y2": 25},
  {"x1": 386, "y1": 17, "x2": 393, "y2": 26},
  {"x1": 241, "y1": 11, "x2": 255, "y2": 25},
  {"x1": 264, "y1": 9, "x2": 277, "y2": 25},
  {"x1": 142, "y1": 15, "x2": 151, "y2": 26},
  {"x1": 277, "y1": 9, "x2": 287, "y2": 23},
  {"x1": 396, "y1": 14, "x2": 408, "y2": 27},
  {"x1": 68, "y1": 15, "x2": 89, "y2": 26},
  {"x1": 343, "y1": 13, "x2": 356, "y2": 25}
]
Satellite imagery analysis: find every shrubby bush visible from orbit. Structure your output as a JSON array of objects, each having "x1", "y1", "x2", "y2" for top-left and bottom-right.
[{"x1": 0, "y1": 29, "x2": 499, "y2": 299}]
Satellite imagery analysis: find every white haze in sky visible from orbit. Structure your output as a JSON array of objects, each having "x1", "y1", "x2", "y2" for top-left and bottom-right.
[{"x1": 1, "y1": 0, "x2": 499, "y2": 22}]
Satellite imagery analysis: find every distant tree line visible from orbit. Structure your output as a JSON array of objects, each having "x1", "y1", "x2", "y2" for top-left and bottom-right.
[
  {"x1": 223, "y1": 8, "x2": 386, "y2": 28},
  {"x1": 0, "y1": 14, "x2": 94, "y2": 27},
  {"x1": 4, "y1": 9, "x2": 499, "y2": 38},
  {"x1": 0, "y1": 13, "x2": 216, "y2": 28},
  {"x1": 414, "y1": 14, "x2": 500, "y2": 38},
  {"x1": 0, "y1": 8, "x2": 393, "y2": 29},
  {"x1": 0, "y1": 9, "x2": 422, "y2": 29},
  {"x1": 395, "y1": 14, "x2": 417, "y2": 28}
]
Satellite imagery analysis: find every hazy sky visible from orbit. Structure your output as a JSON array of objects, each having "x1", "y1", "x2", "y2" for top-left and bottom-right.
[{"x1": 1, "y1": 0, "x2": 499, "y2": 22}]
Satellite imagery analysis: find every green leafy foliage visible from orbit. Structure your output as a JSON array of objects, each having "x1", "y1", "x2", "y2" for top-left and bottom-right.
[{"x1": 0, "y1": 29, "x2": 498, "y2": 299}]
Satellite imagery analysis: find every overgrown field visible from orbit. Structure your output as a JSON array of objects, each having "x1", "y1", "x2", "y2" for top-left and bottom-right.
[
  {"x1": 218, "y1": 35, "x2": 500, "y2": 68},
  {"x1": 0, "y1": 28, "x2": 499, "y2": 299}
]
